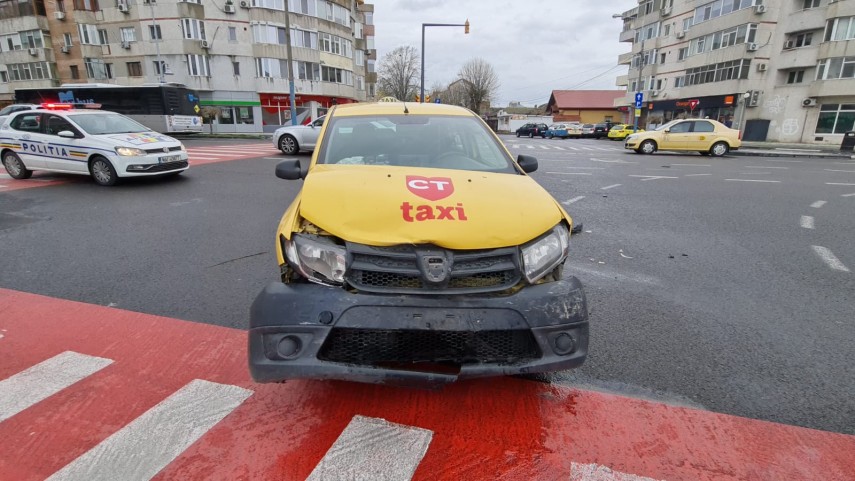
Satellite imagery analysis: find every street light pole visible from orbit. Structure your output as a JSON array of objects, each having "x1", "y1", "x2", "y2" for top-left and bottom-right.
[
  {"x1": 634, "y1": 39, "x2": 644, "y2": 132},
  {"x1": 284, "y1": 6, "x2": 297, "y2": 125},
  {"x1": 149, "y1": 0, "x2": 164, "y2": 84},
  {"x1": 420, "y1": 20, "x2": 469, "y2": 103}
]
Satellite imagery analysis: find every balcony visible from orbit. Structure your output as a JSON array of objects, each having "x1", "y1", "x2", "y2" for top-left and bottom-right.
[
  {"x1": 781, "y1": 7, "x2": 827, "y2": 34},
  {"x1": 617, "y1": 51, "x2": 633, "y2": 65},
  {"x1": 620, "y1": 29, "x2": 636, "y2": 43},
  {"x1": 615, "y1": 74, "x2": 629, "y2": 87},
  {"x1": 808, "y1": 78, "x2": 855, "y2": 98},
  {"x1": 776, "y1": 45, "x2": 820, "y2": 70}
]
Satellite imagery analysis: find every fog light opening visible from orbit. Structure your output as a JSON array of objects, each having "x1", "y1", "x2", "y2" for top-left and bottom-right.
[
  {"x1": 277, "y1": 335, "x2": 303, "y2": 359},
  {"x1": 552, "y1": 332, "x2": 576, "y2": 356}
]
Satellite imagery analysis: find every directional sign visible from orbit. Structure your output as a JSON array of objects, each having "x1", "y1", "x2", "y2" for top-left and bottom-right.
[{"x1": 635, "y1": 92, "x2": 643, "y2": 108}]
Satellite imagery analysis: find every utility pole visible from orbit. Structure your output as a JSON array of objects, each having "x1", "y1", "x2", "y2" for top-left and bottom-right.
[
  {"x1": 634, "y1": 38, "x2": 644, "y2": 132},
  {"x1": 421, "y1": 20, "x2": 469, "y2": 103},
  {"x1": 149, "y1": 0, "x2": 164, "y2": 83},
  {"x1": 284, "y1": 7, "x2": 297, "y2": 125}
]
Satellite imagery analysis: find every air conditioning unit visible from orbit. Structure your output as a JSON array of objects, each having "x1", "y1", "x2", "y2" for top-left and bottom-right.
[
  {"x1": 54, "y1": 11, "x2": 65, "y2": 20},
  {"x1": 118, "y1": 4, "x2": 129, "y2": 13},
  {"x1": 61, "y1": 45, "x2": 70, "y2": 53},
  {"x1": 224, "y1": 4, "x2": 236, "y2": 13},
  {"x1": 676, "y1": 31, "x2": 685, "y2": 39},
  {"x1": 757, "y1": 63, "x2": 768, "y2": 72},
  {"x1": 747, "y1": 42, "x2": 758, "y2": 51},
  {"x1": 200, "y1": 40, "x2": 210, "y2": 49},
  {"x1": 747, "y1": 90, "x2": 761, "y2": 107},
  {"x1": 784, "y1": 40, "x2": 795, "y2": 50},
  {"x1": 121, "y1": 41, "x2": 131, "y2": 49},
  {"x1": 802, "y1": 97, "x2": 817, "y2": 107},
  {"x1": 754, "y1": 4, "x2": 766, "y2": 13},
  {"x1": 661, "y1": 6, "x2": 672, "y2": 16},
  {"x1": 28, "y1": 47, "x2": 38, "y2": 56},
  {"x1": 240, "y1": 0, "x2": 250, "y2": 7}
]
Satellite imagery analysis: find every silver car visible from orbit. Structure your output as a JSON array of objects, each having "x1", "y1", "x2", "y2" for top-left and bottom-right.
[
  {"x1": 272, "y1": 116, "x2": 326, "y2": 155},
  {"x1": 0, "y1": 104, "x2": 39, "y2": 127}
]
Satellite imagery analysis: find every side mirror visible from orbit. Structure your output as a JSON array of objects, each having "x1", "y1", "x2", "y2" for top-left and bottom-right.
[
  {"x1": 664, "y1": 128, "x2": 671, "y2": 133},
  {"x1": 57, "y1": 130, "x2": 77, "y2": 138},
  {"x1": 275, "y1": 159, "x2": 304, "y2": 180},
  {"x1": 516, "y1": 154, "x2": 538, "y2": 173}
]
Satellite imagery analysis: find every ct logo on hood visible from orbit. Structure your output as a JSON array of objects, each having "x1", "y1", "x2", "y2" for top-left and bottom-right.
[{"x1": 406, "y1": 176, "x2": 454, "y2": 201}]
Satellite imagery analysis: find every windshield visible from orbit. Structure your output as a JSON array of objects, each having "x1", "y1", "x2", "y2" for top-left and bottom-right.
[
  {"x1": 655, "y1": 120, "x2": 681, "y2": 131},
  {"x1": 68, "y1": 113, "x2": 150, "y2": 135},
  {"x1": 318, "y1": 115, "x2": 517, "y2": 173}
]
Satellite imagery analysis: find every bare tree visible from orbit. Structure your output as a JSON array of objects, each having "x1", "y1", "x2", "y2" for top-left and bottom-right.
[
  {"x1": 376, "y1": 45, "x2": 421, "y2": 102},
  {"x1": 457, "y1": 58, "x2": 499, "y2": 114}
]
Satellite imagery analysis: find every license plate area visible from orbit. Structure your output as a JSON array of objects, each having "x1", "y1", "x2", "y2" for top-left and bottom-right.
[{"x1": 160, "y1": 155, "x2": 180, "y2": 163}]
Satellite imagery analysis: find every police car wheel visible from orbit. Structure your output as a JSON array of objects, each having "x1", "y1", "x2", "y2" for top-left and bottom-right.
[
  {"x1": 2, "y1": 152, "x2": 32, "y2": 179},
  {"x1": 89, "y1": 157, "x2": 118, "y2": 186}
]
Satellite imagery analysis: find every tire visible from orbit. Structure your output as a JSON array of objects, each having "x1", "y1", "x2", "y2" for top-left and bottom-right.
[
  {"x1": 710, "y1": 141, "x2": 729, "y2": 157},
  {"x1": 640, "y1": 139, "x2": 657, "y2": 154},
  {"x1": 528, "y1": 132, "x2": 534, "y2": 138},
  {"x1": 547, "y1": 134, "x2": 553, "y2": 139},
  {"x1": 279, "y1": 134, "x2": 299, "y2": 155},
  {"x1": 541, "y1": 135, "x2": 546, "y2": 139},
  {"x1": 89, "y1": 156, "x2": 119, "y2": 186},
  {"x1": 516, "y1": 132, "x2": 520, "y2": 138},
  {"x1": 2, "y1": 151, "x2": 32, "y2": 179}
]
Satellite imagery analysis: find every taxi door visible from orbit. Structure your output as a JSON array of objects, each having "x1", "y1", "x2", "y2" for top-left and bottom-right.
[
  {"x1": 42, "y1": 114, "x2": 88, "y2": 172},
  {"x1": 7, "y1": 112, "x2": 46, "y2": 169},
  {"x1": 659, "y1": 120, "x2": 693, "y2": 150},
  {"x1": 687, "y1": 120, "x2": 716, "y2": 151}
]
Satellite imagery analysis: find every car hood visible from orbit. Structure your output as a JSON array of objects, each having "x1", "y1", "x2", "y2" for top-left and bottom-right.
[
  {"x1": 102, "y1": 132, "x2": 181, "y2": 148},
  {"x1": 297, "y1": 164, "x2": 567, "y2": 249}
]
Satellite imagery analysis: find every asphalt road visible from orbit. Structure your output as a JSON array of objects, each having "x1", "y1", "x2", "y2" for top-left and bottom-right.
[{"x1": 1, "y1": 135, "x2": 853, "y2": 435}]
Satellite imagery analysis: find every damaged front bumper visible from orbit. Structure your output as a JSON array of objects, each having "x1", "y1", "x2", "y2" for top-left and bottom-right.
[{"x1": 248, "y1": 277, "x2": 589, "y2": 386}]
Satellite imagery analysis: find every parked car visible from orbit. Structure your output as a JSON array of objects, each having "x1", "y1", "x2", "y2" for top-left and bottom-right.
[
  {"x1": 592, "y1": 123, "x2": 612, "y2": 139},
  {"x1": 516, "y1": 123, "x2": 548, "y2": 138},
  {"x1": 607, "y1": 124, "x2": 643, "y2": 140},
  {"x1": 1, "y1": 104, "x2": 187, "y2": 186},
  {"x1": 624, "y1": 118, "x2": 741, "y2": 157},
  {"x1": 580, "y1": 124, "x2": 596, "y2": 138},
  {"x1": 0, "y1": 103, "x2": 39, "y2": 126},
  {"x1": 250, "y1": 101, "x2": 589, "y2": 386},
  {"x1": 272, "y1": 116, "x2": 326, "y2": 155},
  {"x1": 545, "y1": 123, "x2": 578, "y2": 139}
]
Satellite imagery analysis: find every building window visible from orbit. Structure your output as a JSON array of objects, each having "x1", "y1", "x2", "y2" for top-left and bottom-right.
[
  {"x1": 153, "y1": 60, "x2": 167, "y2": 75},
  {"x1": 252, "y1": 0, "x2": 285, "y2": 10},
  {"x1": 816, "y1": 104, "x2": 855, "y2": 134},
  {"x1": 73, "y1": 0, "x2": 100, "y2": 11},
  {"x1": 693, "y1": 0, "x2": 754, "y2": 27},
  {"x1": 120, "y1": 27, "x2": 136, "y2": 43},
  {"x1": 70, "y1": 65, "x2": 80, "y2": 79},
  {"x1": 678, "y1": 47, "x2": 688, "y2": 61},
  {"x1": 320, "y1": 65, "x2": 353, "y2": 85},
  {"x1": 85, "y1": 58, "x2": 108, "y2": 79},
  {"x1": 0, "y1": 71, "x2": 7, "y2": 83},
  {"x1": 355, "y1": 49, "x2": 364, "y2": 67},
  {"x1": 98, "y1": 29, "x2": 108, "y2": 45},
  {"x1": 319, "y1": 33, "x2": 352, "y2": 57},
  {"x1": 149, "y1": 25, "x2": 162, "y2": 41},
  {"x1": 186, "y1": 54, "x2": 210, "y2": 76},
  {"x1": 289, "y1": 0, "x2": 316, "y2": 15},
  {"x1": 57, "y1": 0, "x2": 66, "y2": 12},
  {"x1": 7, "y1": 62, "x2": 55, "y2": 81},
  {"x1": 354, "y1": 22, "x2": 363, "y2": 39},
  {"x1": 63, "y1": 33, "x2": 72, "y2": 48},
  {"x1": 824, "y1": 17, "x2": 855, "y2": 42},
  {"x1": 233, "y1": 61, "x2": 240, "y2": 76},
  {"x1": 319, "y1": 1, "x2": 350, "y2": 27},
  {"x1": 127, "y1": 61, "x2": 142, "y2": 77},
  {"x1": 816, "y1": 57, "x2": 855, "y2": 80},
  {"x1": 292, "y1": 28, "x2": 317, "y2": 49},
  {"x1": 682, "y1": 59, "x2": 751, "y2": 86},
  {"x1": 688, "y1": 23, "x2": 757, "y2": 57},
  {"x1": 674, "y1": 77, "x2": 685, "y2": 88},
  {"x1": 181, "y1": 19, "x2": 206, "y2": 40},
  {"x1": 255, "y1": 57, "x2": 288, "y2": 78},
  {"x1": 663, "y1": 24, "x2": 670, "y2": 37},
  {"x1": 18, "y1": 30, "x2": 45, "y2": 49},
  {"x1": 228, "y1": 26, "x2": 237, "y2": 42},
  {"x1": 790, "y1": 32, "x2": 813, "y2": 48},
  {"x1": 803, "y1": 0, "x2": 820, "y2": 8},
  {"x1": 787, "y1": 70, "x2": 805, "y2": 84},
  {"x1": 78, "y1": 24, "x2": 100, "y2": 45},
  {"x1": 295, "y1": 60, "x2": 320, "y2": 81}
]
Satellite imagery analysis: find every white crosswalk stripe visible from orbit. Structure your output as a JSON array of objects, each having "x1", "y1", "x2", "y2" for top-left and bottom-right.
[{"x1": 507, "y1": 143, "x2": 622, "y2": 152}]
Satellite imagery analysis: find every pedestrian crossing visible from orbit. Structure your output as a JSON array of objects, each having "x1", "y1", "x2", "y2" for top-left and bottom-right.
[
  {"x1": 186, "y1": 144, "x2": 281, "y2": 165},
  {"x1": 506, "y1": 143, "x2": 625, "y2": 152}
]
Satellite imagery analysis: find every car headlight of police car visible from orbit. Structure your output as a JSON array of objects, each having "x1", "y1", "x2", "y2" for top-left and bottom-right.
[{"x1": 115, "y1": 146, "x2": 147, "y2": 156}]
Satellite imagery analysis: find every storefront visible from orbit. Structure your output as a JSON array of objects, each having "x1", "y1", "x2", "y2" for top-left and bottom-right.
[
  {"x1": 646, "y1": 94, "x2": 739, "y2": 129},
  {"x1": 259, "y1": 93, "x2": 357, "y2": 133}
]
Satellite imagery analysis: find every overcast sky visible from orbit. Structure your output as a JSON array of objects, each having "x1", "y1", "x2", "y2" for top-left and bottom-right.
[{"x1": 370, "y1": 0, "x2": 639, "y2": 107}]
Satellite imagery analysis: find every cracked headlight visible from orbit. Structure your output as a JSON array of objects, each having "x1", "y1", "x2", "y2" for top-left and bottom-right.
[
  {"x1": 521, "y1": 224, "x2": 570, "y2": 283},
  {"x1": 283, "y1": 234, "x2": 346, "y2": 286}
]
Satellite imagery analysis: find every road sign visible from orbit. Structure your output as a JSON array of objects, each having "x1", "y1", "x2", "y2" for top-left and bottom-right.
[
  {"x1": 635, "y1": 108, "x2": 641, "y2": 117},
  {"x1": 635, "y1": 92, "x2": 643, "y2": 108},
  {"x1": 689, "y1": 99, "x2": 699, "y2": 110}
]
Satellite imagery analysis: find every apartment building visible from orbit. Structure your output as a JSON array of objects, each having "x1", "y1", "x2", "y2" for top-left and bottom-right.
[
  {"x1": 615, "y1": 0, "x2": 855, "y2": 144},
  {"x1": 0, "y1": 0, "x2": 376, "y2": 133}
]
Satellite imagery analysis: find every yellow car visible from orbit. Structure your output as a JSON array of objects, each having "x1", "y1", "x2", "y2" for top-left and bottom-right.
[
  {"x1": 624, "y1": 118, "x2": 741, "y2": 156},
  {"x1": 607, "y1": 124, "x2": 643, "y2": 140},
  {"x1": 249, "y1": 101, "x2": 589, "y2": 385}
]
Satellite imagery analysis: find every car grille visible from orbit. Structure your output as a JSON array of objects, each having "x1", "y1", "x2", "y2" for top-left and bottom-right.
[
  {"x1": 317, "y1": 328, "x2": 540, "y2": 364},
  {"x1": 133, "y1": 160, "x2": 188, "y2": 173},
  {"x1": 144, "y1": 146, "x2": 183, "y2": 154},
  {"x1": 346, "y1": 243, "x2": 521, "y2": 294}
]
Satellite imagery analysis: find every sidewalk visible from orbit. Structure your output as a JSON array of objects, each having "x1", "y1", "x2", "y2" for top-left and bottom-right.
[{"x1": 733, "y1": 141, "x2": 855, "y2": 159}]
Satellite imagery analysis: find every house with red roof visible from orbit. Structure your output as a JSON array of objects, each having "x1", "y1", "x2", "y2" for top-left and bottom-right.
[{"x1": 545, "y1": 90, "x2": 626, "y2": 124}]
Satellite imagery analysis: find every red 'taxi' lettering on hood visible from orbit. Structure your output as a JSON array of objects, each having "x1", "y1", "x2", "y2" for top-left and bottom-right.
[{"x1": 406, "y1": 176, "x2": 454, "y2": 201}]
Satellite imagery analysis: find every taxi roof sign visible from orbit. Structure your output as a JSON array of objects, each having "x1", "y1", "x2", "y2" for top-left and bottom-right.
[{"x1": 378, "y1": 96, "x2": 400, "y2": 103}]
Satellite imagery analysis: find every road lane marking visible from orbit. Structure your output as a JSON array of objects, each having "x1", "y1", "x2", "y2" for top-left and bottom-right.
[
  {"x1": 0, "y1": 351, "x2": 113, "y2": 422},
  {"x1": 842, "y1": 193, "x2": 855, "y2": 197},
  {"x1": 746, "y1": 166, "x2": 788, "y2": 169},
  {"x1": 811, "y1": 246, "x2": 850, "y2": 273},
  {"x1": 571, "y1": 462, "x2": 663, "y2": 481},
  {"x1": 547, "y1": 172, "x2": 593, "y2": 175},
  {"x1": 670, "y1": 163, "x2": 710, "y2": 167},
  {"x1": 736, "y1": 172, "x2": 771, "y2": 175},
  {"x1": 800, "y1": 216, "x2": 815, "y2": 229},
  {"x1": 306, "y1": 415, "x2": 433, "y2": 481},
  {"x1": 825, "y1": 183, "x2": 855, "y2": 186},
  {"x1": 591, "y1": 158, "x2": 638, "y2": 164},
  {"x1": 824, "y1": 169, "x2": 855, "y2": 173},
  {"x1": 46, "y1": 379, "x2": 251, "y2": 481},
  {"x1": 628, "y1": 175, "x2": 678, "y2": 181},
  {"x1": 601, "y1": 184, "x2": 622, "y2": 190},
  {"x1": 763, "y1": 159, "x2": 803, "y2": 163},
  {"x1": 684, "y1": 173, "x2": 712, "y2": 176},
  {"x1": 563, "y1": 196, "x2": 586, "y2": 204},
  {"x1": 724, "y1": 179, "x2": 781, "y2": 183},
  {"x1": 811, "y1": 201, "x2": 827, "y2": 208}
]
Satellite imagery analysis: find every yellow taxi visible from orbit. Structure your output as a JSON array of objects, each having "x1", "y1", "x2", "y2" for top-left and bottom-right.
[
  {"x1": 249, "y1": 101, "x2": 589, "y2": 386},
  {"x1": 607, "y1": 124, "x2": 642, "y2": 140},
  {"x1": 624, "y1": 118, "x2": 741, "y2": 156}
]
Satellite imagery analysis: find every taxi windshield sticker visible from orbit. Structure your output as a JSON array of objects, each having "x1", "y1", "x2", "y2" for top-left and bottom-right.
[
  {"x1": 108, "y1": 133, "x2": 173, "y2": 145},
  {"x1": 402, "y1": 176, "x2": 467, "y2": 222}
]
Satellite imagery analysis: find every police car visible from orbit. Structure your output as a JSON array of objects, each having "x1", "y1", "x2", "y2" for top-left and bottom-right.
[{"x1": 0, "y1": 104, "x2": 188, "y2": 186}]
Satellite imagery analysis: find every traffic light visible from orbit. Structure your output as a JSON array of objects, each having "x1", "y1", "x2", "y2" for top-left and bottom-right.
[
  {"x1": 415, "y1": 94, "x2": 421, "y2": 102},
  {"x1": 425, "y1": 95, "x2": 431, "y2": 103}
]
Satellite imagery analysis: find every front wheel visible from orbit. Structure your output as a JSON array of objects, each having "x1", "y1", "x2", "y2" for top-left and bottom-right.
[
  {"x1": 279, "y1": 135, "x2": 299, "y2": 155},
  {"x1": 516, "y1": 132, "x2": 520, "y2": 138},
  {"x1": 89, "y1": 156, "x2": 119, "y2": 186},
  {"x1": 2, "y1": 151, "x2": 32, "y2": 179},
  {"x1": 640, "y1": 139, "x2": 657, "y2": 154},
  {"x1": 528, "y1": 132, "x2": 534, "y2": 139},
  {"x1": 710, "y1": 141, "x2": 729, "y2": 157}
]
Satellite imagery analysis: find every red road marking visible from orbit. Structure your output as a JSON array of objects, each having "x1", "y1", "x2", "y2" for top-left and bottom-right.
[{"x1": 0, "y1": 288, "x2": 853, "y2": 481}]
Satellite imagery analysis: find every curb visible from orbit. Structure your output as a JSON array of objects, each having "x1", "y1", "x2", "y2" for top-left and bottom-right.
[{"x1": 731, "y1": 150, "x2": 855, "y2": 160}]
